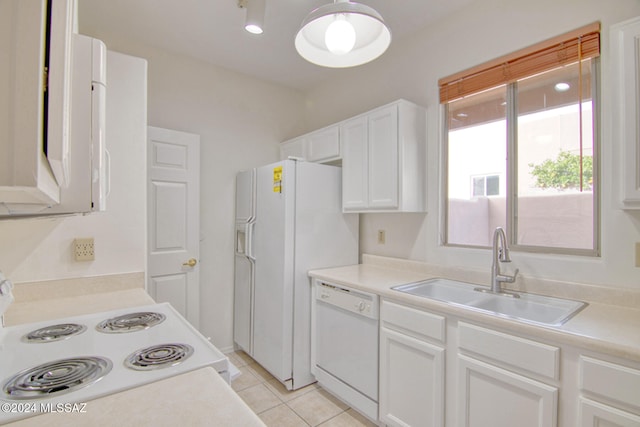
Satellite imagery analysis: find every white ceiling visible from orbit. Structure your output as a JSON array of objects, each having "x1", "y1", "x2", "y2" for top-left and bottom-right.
[{"x1": 79, "y1": 0, "x2": 474, "y2": 91}]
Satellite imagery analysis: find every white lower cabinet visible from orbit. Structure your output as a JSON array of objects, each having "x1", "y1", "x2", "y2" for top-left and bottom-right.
[
  {"x1": 577, "y1": 355, "x2": 640, "y2": 426},
  {"x1": 377, "y1": 300, "x2": 560, "y2": 427},
  {"x1": 379, "y1": 300, "x2": 445, "y2": 427},
  {"x1": 457, "y1": 355, "x2": 557, "y2": 427},
  {"x1": 374, "y1": 298, "x2": 638, "y2": 427},
  {"x1": 457, "y1": 322, "x2": 559, "y2": 427},
  {"x1": 579, "y1": 398, "x2": 640, "y2": 427},
  {"x1": 379, "y1": 327, "x2": 445, "y2": 427}
]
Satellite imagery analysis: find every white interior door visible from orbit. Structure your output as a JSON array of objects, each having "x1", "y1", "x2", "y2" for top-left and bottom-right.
[{"x1": 147, "y1": 126, "x2": 201, "y2": 329}]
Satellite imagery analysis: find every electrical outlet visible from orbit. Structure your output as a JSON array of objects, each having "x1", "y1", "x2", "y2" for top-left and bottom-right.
[
  {"x1": 378, "y1": 230, "x2": 386, "y2": 245},
  {"x1": 74, "y1": 238, "x2": 95, "y2": 261}
]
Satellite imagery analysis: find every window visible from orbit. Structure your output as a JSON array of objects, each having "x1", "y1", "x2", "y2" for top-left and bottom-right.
[
  {"x1": 440, "y1": 23, "x2": 600, "y2": 255},
  {"x1": 472, "y1": 175, "x2": 500, "y2": 197}
]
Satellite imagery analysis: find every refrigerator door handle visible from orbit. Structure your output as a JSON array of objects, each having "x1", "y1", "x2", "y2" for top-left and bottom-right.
[
  {"x1": 235, "y1": 224, "x2": 248, "y2": 256},
  {"x1": 246, "y1": 221, "x2": 256, "y2": 262}
]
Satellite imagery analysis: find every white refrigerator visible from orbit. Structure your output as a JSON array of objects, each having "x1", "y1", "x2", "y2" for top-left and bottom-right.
[{"x1": 234, "y1": 159, "x2": 359, "y2": 390}]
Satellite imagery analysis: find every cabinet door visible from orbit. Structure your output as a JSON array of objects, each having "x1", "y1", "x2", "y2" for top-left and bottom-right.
[
  {"x1": 341, "y1": 116, "x2": 368, "y2": 210},
  {"x1": 280, "y1": 137, "x2": 306, "y2": 160},
  {"x1": 611, "y1": 17, "x2": 640, "y2": 208},
  {"x1": 307, "y1": 125, "x2": 340, "y2": 163},
  {"x1": 379, "y1": 327, "x2": 445, "y2": 427},
  {"x1": 0, "y1": 0, "x2": 60, "y2": 203},
  {"x1": 579, "y1": 398, "x2": 640, "y2": 427},
  {"x1": 368, "y1": 105, "x2": 399, "y2": 209},
  {"x1": 458, "y1": 355, "x2": 557, "y2": 427}
]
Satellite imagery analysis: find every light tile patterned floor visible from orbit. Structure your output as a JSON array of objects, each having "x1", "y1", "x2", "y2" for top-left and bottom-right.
[{"x1": 226, "y1": 351, "x2": 377, "y2": 427}]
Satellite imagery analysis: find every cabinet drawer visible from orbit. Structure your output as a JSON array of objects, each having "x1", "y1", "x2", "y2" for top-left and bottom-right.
[
  {"x1": 580, "y1": 356, "x2": 640, "y2": 410},
  {"x1": 381, "y1": 300, "x2": 445, "y2": 343},
  {"x1": 458, "y1": 322, "x2": 559, "y2": 381}
]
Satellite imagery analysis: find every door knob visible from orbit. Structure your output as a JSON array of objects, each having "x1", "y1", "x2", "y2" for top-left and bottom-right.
[{"x1": 182, "y1": 258, "x2": 197, "y2": 267}]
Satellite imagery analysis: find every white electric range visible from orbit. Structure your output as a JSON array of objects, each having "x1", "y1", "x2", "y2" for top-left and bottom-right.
[{"x1": 0, "y1": 299, "x2": 230, "y2": 425}]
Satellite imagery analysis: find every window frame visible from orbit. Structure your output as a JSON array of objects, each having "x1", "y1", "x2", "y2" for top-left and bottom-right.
[
  {"x1": 442, "y1": 59, "x2": 601, "y2": 257},
  {"x1": 471, "y1": 174, "x2": 500, "y2": 198}
]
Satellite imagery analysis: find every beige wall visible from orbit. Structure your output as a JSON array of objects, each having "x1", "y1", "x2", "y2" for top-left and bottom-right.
[
  {"x1": 318, "y1": 0, "x2": 640, "y2": 288},
  {"x1": 0, "y1": 33, "x2": 306, "y2": 350},
  {"x1": 0, "y1": 51, "x2": 147, "y2": 284},
  {"x1": 74, "y1": 31, "x2": 306, "y2": 349}
]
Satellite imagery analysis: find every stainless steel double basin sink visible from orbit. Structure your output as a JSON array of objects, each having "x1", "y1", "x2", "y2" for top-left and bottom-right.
[{"x1": 392, "y1": 278, "x2": 587, "y2": 326}]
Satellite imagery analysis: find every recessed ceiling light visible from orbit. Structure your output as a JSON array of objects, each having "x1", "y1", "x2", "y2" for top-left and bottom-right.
[{"x1": 554, "y1": 82, "x2": 570, "y2": 92}]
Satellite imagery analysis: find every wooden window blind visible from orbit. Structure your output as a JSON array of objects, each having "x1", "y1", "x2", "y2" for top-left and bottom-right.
[{"x1": 439, "y1": 22, "x2": 600, "y2": 104}]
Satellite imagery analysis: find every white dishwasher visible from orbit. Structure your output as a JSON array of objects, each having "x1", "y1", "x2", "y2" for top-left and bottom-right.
[{"x1": 311, "y1": 280, "x2": 379, "y2": 422}]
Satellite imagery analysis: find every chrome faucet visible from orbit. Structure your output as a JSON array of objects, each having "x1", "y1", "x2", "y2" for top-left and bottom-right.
[{"x1": 490, "y1": 227, "x2": 519, "y2": 295}]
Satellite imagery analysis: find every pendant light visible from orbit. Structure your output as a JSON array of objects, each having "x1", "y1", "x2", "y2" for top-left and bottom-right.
[{"x1": 295, "y1": 0, "x2": 391, "y2": 68}]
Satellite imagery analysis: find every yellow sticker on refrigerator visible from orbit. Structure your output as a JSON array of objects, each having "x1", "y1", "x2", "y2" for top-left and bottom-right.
[{"x1": 273, "y1": 166, "x2": 282, "y2": 193}]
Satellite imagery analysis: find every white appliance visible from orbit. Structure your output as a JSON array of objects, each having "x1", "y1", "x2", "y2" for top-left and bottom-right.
[
  {"x1": 233, "y1": 159, "x2": 359, "y2": 390},
  {"x1": 312, "y1": 280, "x2": 380, "y2": 421},
  {"x1": 0, "y1": 301, "x2": 231, "y2": 424},
  {"x1": 0, "y1": 0, "x2": 108, "y2": 216}
]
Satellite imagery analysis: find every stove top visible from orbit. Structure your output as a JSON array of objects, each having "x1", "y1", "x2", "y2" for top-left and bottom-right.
[{"x1": 0, "y1": 303, "x2": 228, "y2": 424}]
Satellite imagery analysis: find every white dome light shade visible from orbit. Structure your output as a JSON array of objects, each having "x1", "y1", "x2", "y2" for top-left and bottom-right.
[
  {"x1": 295, "y1": 1, "x2": 391, "y2": 68},
  {"x1": 325, "y1": 15, "x2": 356, "y2": 55}
]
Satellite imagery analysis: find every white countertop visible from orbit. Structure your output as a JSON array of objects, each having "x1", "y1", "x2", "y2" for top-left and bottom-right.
[
  {"x1": 4, "y1": 367, "x2": 263, "y2": 427},
  {"x1": 3, "y1": 288, "x2": 157, "y2": 326},
  {"x1": 2, "y1": 287, "x2": 265, "y2": 427},
  {"x1": 309, "y1": 263, "x2": 640, "y2": 362}
]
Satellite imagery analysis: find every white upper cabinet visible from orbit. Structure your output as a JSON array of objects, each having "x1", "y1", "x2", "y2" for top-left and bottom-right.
[
  {"x1": 279, "y1": 99, "x2": 426, "y2": 212},
  {"x1": 341, "y1": 115, "x2": 369, "y2": 210},
  {"x1": 280, "y1": 136, "x2": 306, "y2": 161},
  {"x1": 0, "y1": 0, "x2": 73, "y2": 212},
  {"x1": 611, "y1": 16, "x2": 640, "y2": 209},
  {"x1": 306, "y1": 125, "x2": 340, "y2": 163},
  {"x1": 280, "y1": 124, "x2": 340, "y2": 164},
  {"x1": 342, "y1": 100, "x2": 426, "y2": 212},
  {"x1": 367, "y1": 105, "x2": 399, "y2": 209}
]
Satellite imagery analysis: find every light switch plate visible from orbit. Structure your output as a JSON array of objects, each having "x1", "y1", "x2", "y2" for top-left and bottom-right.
[{"x1": 74, "y1": 238, "x2": 95, "y2": 261}]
